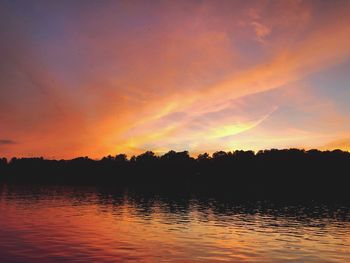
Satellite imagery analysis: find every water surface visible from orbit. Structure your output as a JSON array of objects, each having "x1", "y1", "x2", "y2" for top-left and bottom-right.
[{"x1": 0, "y1": 184, "x2": 349, "y2": 262}]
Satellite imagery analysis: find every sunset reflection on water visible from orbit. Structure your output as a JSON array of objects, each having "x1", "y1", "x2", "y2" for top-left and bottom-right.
[{"x1": 0, "y1": 184, "x2": 349, "y2": 262}]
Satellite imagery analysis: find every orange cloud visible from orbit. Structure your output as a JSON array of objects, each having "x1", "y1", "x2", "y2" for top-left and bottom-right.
[
  {"x1": 1, "y1": 1, "x2": 350, "y2": 158},
  {"x1": 320, "y1": 139, "x2": 350, "y2": 152},
  {"x1": 111, "y1": 5, "x2": 350, "y2": 154}
]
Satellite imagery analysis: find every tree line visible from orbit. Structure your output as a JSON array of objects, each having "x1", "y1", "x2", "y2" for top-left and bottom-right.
[{"x1": 0, "y1": 149, "x2": 349, "y2": 201}]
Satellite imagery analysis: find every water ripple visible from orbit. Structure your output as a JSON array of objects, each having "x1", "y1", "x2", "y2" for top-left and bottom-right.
[{"x1": 0, "y1": 184, "x2": 349, "y2": 262}]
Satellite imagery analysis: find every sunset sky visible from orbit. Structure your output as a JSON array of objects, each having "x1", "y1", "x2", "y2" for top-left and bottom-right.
[{"x1": 1, "y1": 0, "x2": 350, "y2": 159}]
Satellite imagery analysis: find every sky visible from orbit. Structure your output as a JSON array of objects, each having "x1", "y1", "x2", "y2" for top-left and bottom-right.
[{"x1": 1, "y1": 0, "x2": 350, "y2": 159}]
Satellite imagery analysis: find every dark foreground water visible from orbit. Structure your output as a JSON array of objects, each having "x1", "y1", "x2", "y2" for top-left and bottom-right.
[{"x1": 0, "y1": 184, "x2": 349, "y2": 262}]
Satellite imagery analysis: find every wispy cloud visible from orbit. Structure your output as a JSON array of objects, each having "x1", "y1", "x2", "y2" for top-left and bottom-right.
[
  {"x1": 251, "y1": 21, "x2": 271, "y2": 43},
  {"x1": 320, "y1": 138, "x2": 350, "y2": 152},
  {"x1": 0, "y1": 139, "x2": 16, "y2": 145},
  {"x1": 1, "y1": 0, "x2": 350, "y2": 158}
]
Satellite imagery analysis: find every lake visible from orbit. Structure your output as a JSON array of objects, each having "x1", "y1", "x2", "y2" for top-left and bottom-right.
[{"x1": 0, "y1": 184, "x2": 349, "y2": 262}]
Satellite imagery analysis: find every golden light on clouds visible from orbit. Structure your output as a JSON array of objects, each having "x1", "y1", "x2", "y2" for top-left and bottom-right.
[{"x1": 1, "y1": 0, "x2": 350, "y2": 158}]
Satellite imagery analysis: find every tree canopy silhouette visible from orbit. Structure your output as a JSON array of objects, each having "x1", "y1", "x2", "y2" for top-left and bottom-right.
[{"x1": 0, "y1": 149, "x2": 349, "y2": 201}]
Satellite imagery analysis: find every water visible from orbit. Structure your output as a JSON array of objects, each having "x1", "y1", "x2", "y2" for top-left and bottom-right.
[{"x1": 0, "y1": 184, "x2": 349, "y2": 262}]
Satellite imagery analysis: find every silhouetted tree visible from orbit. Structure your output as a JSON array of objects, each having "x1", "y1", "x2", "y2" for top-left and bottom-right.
[
  {"x1": 197, "y1": 152, "x2": 210, "y2": 162},
  {"x1": 1, "y1": 149, "x2": 349, "y2": 201},
  {"x1": 115, "y1": 154, "x2": 128, "y2": 162}
]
